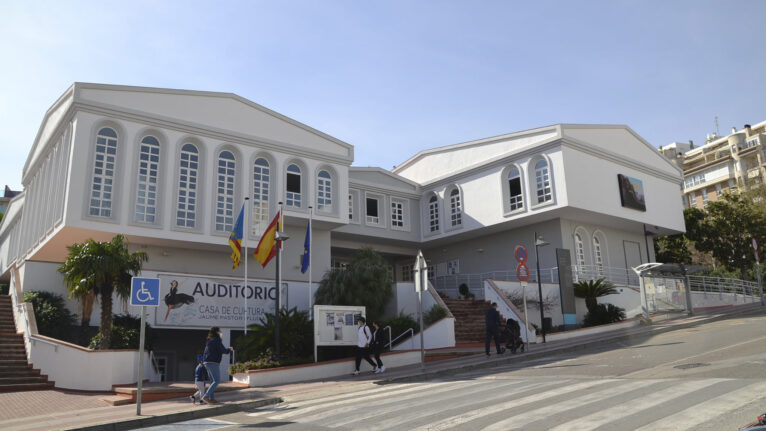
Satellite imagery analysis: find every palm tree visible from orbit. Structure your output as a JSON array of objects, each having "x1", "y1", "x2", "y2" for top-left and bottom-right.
[
  {"x1": 58, "y1": 235, "x2": 148, "y2": 349},
  {"x1": 573, "y1": 278, "x2": 618, "y2": 314}
]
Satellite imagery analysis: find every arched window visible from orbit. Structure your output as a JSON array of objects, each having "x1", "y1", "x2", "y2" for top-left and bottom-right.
[
  {"x1": 215, "y1": 150, "x2": 236, "y2": 232},
  {"x1": 508, "y1": 167, "x2": 523, "y2": 211},
  {"x1": 135, "y1": 136, "x2": 160, "y2": 223},
  {"x1": 535, "y1": 159, "x2": 552, "y2": 203},
  {"x1": 449, "y1": 188, "x2": 462, "y2": 227},
  {"x1": 317, "y1": 170, "x2": 332, "y2": 211},
  {"x1": 253, "y1": 157, "x2": 270, "y2": 234},
  {"x1": 428, "y1": 195, "x2": 439, "y2": 232},
  {"x1": 176, "y1": 143, "x2": 199, "y2": 228},
  {"x1": 593, "y1": 235, "x2": 604, "y2": 275},
  {"x1": 286, "y1": 164, "x2": 301, "y2": 207},
  {"x1": 89, "y1": 127, "x2": 118, "y2": 217},
  {"x1": 575, "y1": 232, "x2": 586, "y2": 268}
]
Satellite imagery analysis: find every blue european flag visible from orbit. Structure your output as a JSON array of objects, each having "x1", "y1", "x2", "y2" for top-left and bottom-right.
[{"x1": 301, "y1": 220, "x2": 310, "y2": 274}]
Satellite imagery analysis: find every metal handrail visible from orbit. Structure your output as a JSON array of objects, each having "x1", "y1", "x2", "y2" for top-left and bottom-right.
[
  {"x1": 149, "y1": 350, "x2": 160, "y2": 373},
  {"x1": 382, "y1": 325, "x2": 392, "y2": 352},
  {"x1": 385, "y1": 328, "x2": 414, "y2": 350}
]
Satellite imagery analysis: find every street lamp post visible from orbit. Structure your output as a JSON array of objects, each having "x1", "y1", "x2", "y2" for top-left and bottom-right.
[
  {"x1": 274, "y1": 229, "x2": 289, "y2": 358},
  {"x1": 534, "y1": 231, "x2": 549, "y2": 343}
]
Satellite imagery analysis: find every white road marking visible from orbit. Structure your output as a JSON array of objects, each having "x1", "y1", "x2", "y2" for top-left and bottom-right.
[
  {"x1": 334, "y1": 379, "x2": 563, "y2": 430},
  {"x1": 634, "y1": 380, "x2": 766, "y2": 431},
  {"x1": 410, "y1": 379, "x2": 614, "y2": 431},
  {"x1": 547, "y1": 378, "x2": 727, "y2": 431},
  {"x1": 481, "y1": 379, "x2": 658, "y2": 431}
]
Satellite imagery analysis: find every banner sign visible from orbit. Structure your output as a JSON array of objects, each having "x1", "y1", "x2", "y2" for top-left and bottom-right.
[
  {"x1": 154, "y1": 273, "x2": 287, "y2": 328},
  {"x1": 556, "y1": 248, "x2": 577, "y2": 325}
]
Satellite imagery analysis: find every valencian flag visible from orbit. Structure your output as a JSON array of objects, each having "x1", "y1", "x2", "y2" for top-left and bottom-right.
[
  {"x1": 254, "y1": 211, "x2": 281, "y2": 268},
  {"x1": 301, "y1": 219, "x2": 310, "y2": 274},
  {"x1": 228, "y1": 203, "x2": 245, "y2": 270}
]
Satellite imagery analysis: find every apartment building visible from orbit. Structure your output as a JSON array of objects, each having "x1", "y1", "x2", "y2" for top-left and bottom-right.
[{"x1": 661, "y1": 121, "x2": 766, "y2": 209}]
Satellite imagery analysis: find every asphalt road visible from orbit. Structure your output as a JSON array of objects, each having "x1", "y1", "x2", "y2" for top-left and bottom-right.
[{"x1": 144, "y1": 311, "x2": 766, "y2": 431}]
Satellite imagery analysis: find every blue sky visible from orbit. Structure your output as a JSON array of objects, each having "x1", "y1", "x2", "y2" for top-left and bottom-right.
[{"x1": 1, "y1": 1, "x2": 764, "y2": 190}]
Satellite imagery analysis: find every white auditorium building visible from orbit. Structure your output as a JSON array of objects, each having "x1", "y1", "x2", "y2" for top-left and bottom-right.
[{"x1": 0, "y1": 83, "x2": 684, "y2": 383}]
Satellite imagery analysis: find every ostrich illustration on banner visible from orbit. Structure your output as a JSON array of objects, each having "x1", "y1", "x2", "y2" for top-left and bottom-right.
[{"x1": 164, "y1": 280, "x2": 195, "y2": 321}]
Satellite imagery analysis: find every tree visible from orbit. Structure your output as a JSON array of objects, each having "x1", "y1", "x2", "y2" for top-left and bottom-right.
[
  {"x1": 314, "y1": 247, "x2": 393, "y2": 322},
  {"x1": 654, "y1": 207, "x2": 705, "y2": 265},
  {"x1": 58, "y1": 235, "x2": 148, "y2": 349},
  {"x1": 573, "y1": 278, "x2": 618, "y2": 313},
  {"x1": 23, "y1": 291, "x2": 77, "y2": 342},
  {"x1": 694, "y1": 193, "x2": 766, "y2": 280}
]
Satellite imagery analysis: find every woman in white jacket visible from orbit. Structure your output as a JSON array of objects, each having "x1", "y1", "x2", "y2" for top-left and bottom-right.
[{"x1": 353, "y1": 317, "x2": 377, "y2": 375}]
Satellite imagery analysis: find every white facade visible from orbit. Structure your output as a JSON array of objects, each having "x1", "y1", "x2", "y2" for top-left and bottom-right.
[{"x1": 0, "y1": 83, "x2": 685, "y2": 383}]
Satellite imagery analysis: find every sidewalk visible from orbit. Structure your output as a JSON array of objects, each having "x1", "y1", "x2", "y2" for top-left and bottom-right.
[{"x1": 3, "y1": 303, "x2": 763, "y2": 431}]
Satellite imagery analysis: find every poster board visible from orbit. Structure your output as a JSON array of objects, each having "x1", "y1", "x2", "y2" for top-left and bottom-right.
[{"x1": 313, "y1": 305, "x2": 366, "y2": 346}]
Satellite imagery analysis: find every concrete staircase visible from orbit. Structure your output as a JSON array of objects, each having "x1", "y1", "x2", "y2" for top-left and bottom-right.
[
  {"x1": 442, "y1": 297, "x2": 506, "y2": 344},
  {"x1": 0, "y1": 295, "x2": 54, "y2": 391}
]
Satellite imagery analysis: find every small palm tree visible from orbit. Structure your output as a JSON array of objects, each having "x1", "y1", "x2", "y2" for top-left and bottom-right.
[
  {"x1": 573, "y1": 278, "x2": 618, "y2": 313},
  {"x1": 58, "y1": 235, "x2": 148, "y2": 349}
]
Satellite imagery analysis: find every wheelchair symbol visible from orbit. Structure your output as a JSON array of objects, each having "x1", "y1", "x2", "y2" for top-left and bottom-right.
[{"x1": 136, "y1": 281, "x2": 155, "y2": 302}]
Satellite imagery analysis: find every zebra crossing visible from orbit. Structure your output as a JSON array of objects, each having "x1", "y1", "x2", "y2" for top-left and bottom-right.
[{"x1": 246, "y1": 375, "x2": 766, "y2": 430}]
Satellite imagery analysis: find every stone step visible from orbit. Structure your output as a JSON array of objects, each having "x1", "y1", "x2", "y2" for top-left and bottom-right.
[
  {"x1": 0, "y1": 359, "x2": 30, "y2": 367},
  {"x1": 0, "y1": 369, "x2": 38, "y2": 378},
  {"x1": 0, "y1": 376, "x2": 48, "y2": 385},
  {"x1": 0, "y1": 382, "x2": 55, "y2": 392}
]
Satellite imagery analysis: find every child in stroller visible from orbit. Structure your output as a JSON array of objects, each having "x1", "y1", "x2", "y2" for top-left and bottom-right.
[{"x1": 499, "y1": 318, "x2": 524, "y2": 354}]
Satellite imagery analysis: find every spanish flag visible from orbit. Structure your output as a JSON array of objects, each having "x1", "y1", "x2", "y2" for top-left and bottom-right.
[
  {"x1": 254, "y1": 211, "x2": 281, "y2": 268},
  {"x1": 228, "y1": 203, "x2": 245, "y2": 270}
]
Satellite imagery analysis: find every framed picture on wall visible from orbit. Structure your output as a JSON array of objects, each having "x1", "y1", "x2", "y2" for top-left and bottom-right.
[{"x1": 618, "y1": 174, "x2": 646, "y2": 211}]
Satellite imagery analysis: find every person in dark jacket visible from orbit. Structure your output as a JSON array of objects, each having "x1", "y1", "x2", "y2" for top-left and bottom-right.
[
  {"x1": 370, "y1": 321, "x2": 386, "y2": 373},
  {"x1": 190, "y1": 354, "x2": 208, "y2": 405},
  {"x1": 485, "y1": 303, "x2": 504, "y2": 357},
  {"x1": 201, "y1": 326, "x2": 234, "y2": 404}
]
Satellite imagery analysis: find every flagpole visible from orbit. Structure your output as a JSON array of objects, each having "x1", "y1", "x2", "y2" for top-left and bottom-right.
[
  {"x1": 275, "y1": 202, "x2": 284, "y2": 358},
  {"x1": 243, "y1": 197, "x2": 249, "y2": 335},
  {"x1": 308, "y1": 206, "x2": 313, "y2": 321}
]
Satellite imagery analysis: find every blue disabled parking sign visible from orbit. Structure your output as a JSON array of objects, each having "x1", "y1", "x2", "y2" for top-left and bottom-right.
[{"x1": 130, "y1": 277, "x2": 160, "y2": 307}]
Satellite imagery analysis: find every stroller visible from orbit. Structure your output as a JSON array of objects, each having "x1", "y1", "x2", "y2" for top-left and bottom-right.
[{"x1": 499, "y1": 318, "x2": 524, "y2": 354}]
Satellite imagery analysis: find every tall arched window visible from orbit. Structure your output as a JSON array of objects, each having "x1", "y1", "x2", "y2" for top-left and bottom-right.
[
  {"x1": 317, "y1": 170, "x2": 332, "y2": 211},
  {"x1": 575, "y1": 232, "x2": 586, "y2": 268},
  {"x1": 593, "y1": 236, "x2": 604, "y2": 275},
  {"x1": 428, "y1": 195, "x2": 440, "y2": 232},
  {"x1": 135, "y1": 136, "x2": 160, "y2": 223},
  {"x1": 508, "y1": 167, "x2": 523, "y2": 211},
  {"x1": 286, "y1": 164, "x2": 301, "y2": 207},
  {"x1": 253, "y1": 157, "x2": 270, "y2": 234},
  {"x1": 535, "y1": 159, "x2": 552, "y2": 203},
  {"x1": 215, "y1": 150, "x2": 236, "y2": 232},
  {"x1": 176, "y1": 143, "x2": 199, "y2": 228},
  {"x1": 449, "y1": 188, "x2": 462, "y2": 227},
  {"x1": 89, "y1": 127, "x2": 118, "y2": 217}
]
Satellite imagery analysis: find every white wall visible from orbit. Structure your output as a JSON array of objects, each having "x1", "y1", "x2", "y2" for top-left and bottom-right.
[{"x1": 392, "y1": 317, "x2": 455, "y2": 350}]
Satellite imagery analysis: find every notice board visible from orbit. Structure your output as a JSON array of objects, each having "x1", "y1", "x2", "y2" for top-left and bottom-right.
[{"x1": 313, "y1": 304, "x2": 366, "y2": 346}]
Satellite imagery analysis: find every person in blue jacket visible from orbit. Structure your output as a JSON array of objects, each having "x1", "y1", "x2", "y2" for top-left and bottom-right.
[
  {"x1": 190, "y1": 354, "x2": 207, "y2": 405},
  {"x1": 201, "y1": 326, "x2": 234, "y2": 404},
  {"x1": 485, "y1": 303, "x2": 505, "y2": 357}
]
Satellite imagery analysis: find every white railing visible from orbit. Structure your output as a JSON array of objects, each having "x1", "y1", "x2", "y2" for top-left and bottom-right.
[
  {"x1": 386, "y1": 328, "x2": 414, "y2": 350},
  {"x1": 688, "y1": 275, "x2": 760, "y2": 298},
  {"x1": 433, "y1": 265, "x2": 639, "y2": 295}
]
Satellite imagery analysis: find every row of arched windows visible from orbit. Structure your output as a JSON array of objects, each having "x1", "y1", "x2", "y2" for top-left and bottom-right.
[
  {"x1": 503, "y1": 156, "x2": 553, "y2": 215},
  {"x1": 573, "y1": 228, "x2": 608, "y2": 275},
  {"x1": 426, "y1": 187, "x2": 462, "y2": 234},
  {"x1": 87, "y1": 127, "x2": 337, "y2": 234}
]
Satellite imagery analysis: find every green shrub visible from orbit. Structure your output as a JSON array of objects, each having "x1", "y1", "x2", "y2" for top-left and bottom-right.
[
  {"x1": 583, "y1": 304, "x2": 626, "y2": 327},
  {"x1": 228, "y1": 348, "x2": 313, "y2": 374},
  {"x1": 88, "y1": 313, "x2": 153, "y2": 350},
  {"x1": 23, "y1": 290, "x2": 76, "y2": 342},
  {"x1": 458, "y1": 283, "x2": 474, "y2": 299},
  {"x1": 380, "y1": 311, "x2": 417, "y2": 341},
  {"x1": 423, "y1": 305, "x2": 448, "y2": 326},
  {"x1": 233, "y1": 307, "x2": 313, "y2": 362}
]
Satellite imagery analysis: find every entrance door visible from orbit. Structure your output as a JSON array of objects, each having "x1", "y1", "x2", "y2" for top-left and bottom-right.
[{"x1": 623, "y1": 240, "x2": 642, "y2": 286}]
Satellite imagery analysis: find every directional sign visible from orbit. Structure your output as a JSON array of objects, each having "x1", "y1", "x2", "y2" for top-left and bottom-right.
[
  {"x1": 130, "y1": 277, "x2": 160, "y2": 307},
  {"x1": 514, "y1": 245, "x2": 528, "y2": 263},
  {"x1": 516, "y1": 263, "x2": 530, "y2": 282}
]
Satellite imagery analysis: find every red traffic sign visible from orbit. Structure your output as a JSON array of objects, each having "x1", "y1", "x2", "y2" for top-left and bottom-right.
[
  {"x1": 514, "y1": 245, "x2": 528, "y2": 263},
  {"x1": 516, "y1": 263, "x2": 530, "y2": 282}
]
